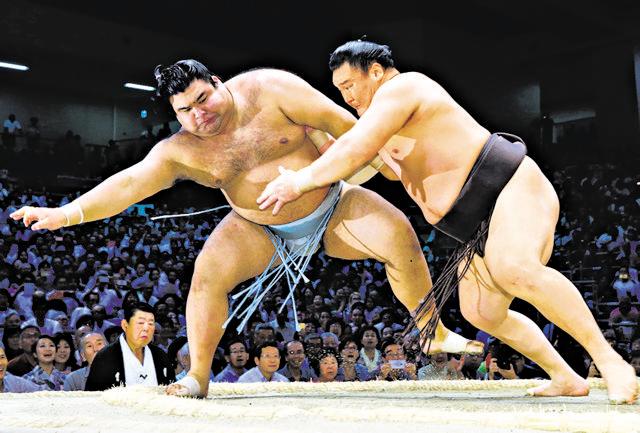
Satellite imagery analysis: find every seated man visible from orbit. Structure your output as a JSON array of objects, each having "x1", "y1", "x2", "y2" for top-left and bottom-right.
[
  {"x1": 85, "y1": 302, "x2": 174, "y2": 391},
  {"x1": 7, "y1": 325, "x2": 40, "y2": 376},
  {"x1": 259, "y1": 39, "x2": 638, "y2": 404},
  {"x1": 609, "y1": 297, "x2": 639, "y2": 341},
  {"x1": 175, "y1": 343, "x2": 216, "y2": 381},
  {"x1": 213, "y1": 339, "x2": 249, "y2": 383},
  {"x1": 277, "y1": 340, "x2": 316, "y2": 382},
  {"x1": 375, "y1": 338, "x2": 417, "y2": 381},
  {"x1": 63, "y1": 332, "x2": 107, "y2": 391},
  {"x1": 11, "y1": 59, "x2": 477, "y2": 398},
  {"x1": 237, "y1": 342, "x2": 289, "y2": 383},
  {"x1": 418, "y1": 352, "x2": 462, "y2": 380}
]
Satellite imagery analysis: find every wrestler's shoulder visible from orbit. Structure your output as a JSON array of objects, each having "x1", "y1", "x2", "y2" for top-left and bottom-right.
[
  {"x1": 385, "y1": 72, "x2": 439, "y2": 90},
  {"x1": 149, "y1": 131, "x2": 195, "y2": 158},
  {"x1": 154, "y1": 130, "x2": 190, "y2": 147},
  {"x1": 378, "y1": 72, "x2": 445, "y2": 102},
  {"x1": 229, "y1": 68, "x2": 306, "y2": 90}
]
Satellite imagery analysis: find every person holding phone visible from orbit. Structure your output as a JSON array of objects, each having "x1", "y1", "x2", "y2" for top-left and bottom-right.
[{"x1": 376, "y1": 338, "x2": 417, "y2": 381}]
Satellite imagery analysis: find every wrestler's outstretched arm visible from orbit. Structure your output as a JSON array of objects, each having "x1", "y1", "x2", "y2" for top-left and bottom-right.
[
  {"x1": 258, "y1": 74, "x2": 419, "y2": 214},
  {"x1": 306, "y1": 127, "x2": 399, "y2": 182},
  {"x1": 263, "y1": 70, "x2": 396, "y2": 182},
  {"x1": 10, "y1": 140, "x2": 184, "y2": 230}
]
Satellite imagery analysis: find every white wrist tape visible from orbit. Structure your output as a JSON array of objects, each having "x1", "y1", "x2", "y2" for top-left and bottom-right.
[
  {"x1": 307, "y1": 128, "x2": 334, "y2": 154},
  {"x1": 346, "y1": 165, "x2": 378, "y2": 185},
  {"x1": 293, "y1": 169, "x2": 317, "y2": 194},
  {"x1": 346, "y1": 155, "x2": 384, "y2": 185},
  {"x1": 61, "y1": 201, "x2": 85, "y2": 226},
  {"x1": 369, "y1": 155, "x2": 385, "y2": 170}
]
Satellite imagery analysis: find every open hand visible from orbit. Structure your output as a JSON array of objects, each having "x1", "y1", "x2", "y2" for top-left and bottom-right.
[
  {"x1": 10, "y1": 206, "x2": 67, "y2": 231},
  {"x1": 257, "y1": 166, "x2": 303, "y2": 215}
]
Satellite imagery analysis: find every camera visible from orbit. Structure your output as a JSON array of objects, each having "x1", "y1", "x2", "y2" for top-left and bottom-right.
[
  {"x1": 389, "y1": 359, "x2": 406, "y2": 370},
  {"x1": 495, "y1": 341, "x2": 515, "y2": 370}
]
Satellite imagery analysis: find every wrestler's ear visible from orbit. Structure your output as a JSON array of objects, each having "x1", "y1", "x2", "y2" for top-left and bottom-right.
[
  {"x1": 210, "y1": 75, "x2": 222, "y2": 87},
  {"x1": 369, "y1": 63, "x2": 384, "y2": 80}
]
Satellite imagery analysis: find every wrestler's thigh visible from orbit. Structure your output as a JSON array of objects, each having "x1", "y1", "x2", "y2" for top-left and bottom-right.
[
  {"x1": 193, "y1": 211, "x2": 275, "y2": 291},
  {"x1": 458, "y1": 255, "x2": 513, "y2": 325},
  {"x1": 323, "y1": 184, "x2": 421, "y2": 262},
  {"x1": 483, "y1": 156, "x2": 560, "y2": 271}
]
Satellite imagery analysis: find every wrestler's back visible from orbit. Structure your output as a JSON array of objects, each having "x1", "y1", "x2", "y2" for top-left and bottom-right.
[
  {"x1": 169, "y1": 71, "x2": 330, "y2": 226},
  {"x1": 377, "y1": 72, "x2": 491, "y2": 224}
]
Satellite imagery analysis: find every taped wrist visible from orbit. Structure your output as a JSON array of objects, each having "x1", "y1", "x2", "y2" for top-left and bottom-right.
[{"x1": 61, "y1": 201, "x2": 85, "y2": 226}]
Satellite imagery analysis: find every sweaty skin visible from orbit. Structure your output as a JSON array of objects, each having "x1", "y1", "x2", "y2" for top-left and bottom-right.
[
  {"x1": 257, "y1": 67, "x2": 491, "y2": 220},
  {"x1": 258, "y1": 61, "x2": 638, "y2": 404},
  {"x1": 11, "y1": 68, "x2": 476, "y2": 398}
]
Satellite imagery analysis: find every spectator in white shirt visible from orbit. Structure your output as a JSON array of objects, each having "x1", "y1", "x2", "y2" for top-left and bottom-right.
[{"x1": 237, "y1": 342, "x2": 289, "y2": 383}]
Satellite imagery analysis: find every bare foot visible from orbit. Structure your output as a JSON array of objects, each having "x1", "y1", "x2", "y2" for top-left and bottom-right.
[
  {"x1": 598, "y1": 359, "x2": 639, "y2": 404},
  {"x1": 166, "y1": 374, "x2": 209, "y2": 398},
  {"x1": 526, "y1": 374, "x2": 589, "y2": 397}
]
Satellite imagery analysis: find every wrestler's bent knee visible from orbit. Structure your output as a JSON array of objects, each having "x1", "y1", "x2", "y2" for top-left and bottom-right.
[
  {"x1": 488, "y1": 259, "x2": 542, "y2": 293},
  {"x1": 460, "y1": 302, "x2": 507, "y2": 331}
]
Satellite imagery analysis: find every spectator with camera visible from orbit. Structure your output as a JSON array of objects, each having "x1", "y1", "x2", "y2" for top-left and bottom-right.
[
  {"x1": 485, "y1": 342, "x2": 546, "y2": 380},
  {"x1": 376, "y1": 338, "x2": 417, "y2": 381},
  {"x1": 613, "y1": 268, "x2": 638, "y2": 302}
]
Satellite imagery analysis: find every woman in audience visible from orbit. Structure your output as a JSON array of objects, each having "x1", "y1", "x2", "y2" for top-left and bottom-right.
[
  {"x1": 53, "y1": 333, "x2": 77, "y2": 374},
  {"x1": 0, "y1": 344, "x2": 43, "y2": 393},
  {"x1": 23, "y1": 335, "x2": 66, "y2": 391},
  {"x1": 337, "y1": 337, "x2": 370, "y2": 382},
  {"x1": 327, "y1": 318, "x2": 346, "y2": 339},
  {"x1": 312, "y1": 348, "x2": 339, "y2": 383},
  {"x1": 357, "y1": 326, "x2": 382, "y2": 373}
]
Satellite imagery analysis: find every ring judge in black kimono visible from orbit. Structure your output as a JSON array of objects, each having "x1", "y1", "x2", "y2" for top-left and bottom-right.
[{"x1": 85, "y1": 302, "x2": 175, "y2": 391}]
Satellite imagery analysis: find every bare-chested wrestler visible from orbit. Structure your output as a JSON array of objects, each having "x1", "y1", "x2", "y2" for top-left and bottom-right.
[
  {"x1": 10, "y1": 60, "x2": 479, "y2": 397},
  {"x1": 258, "y1": 41, "x2": 638, "y2": 404}
]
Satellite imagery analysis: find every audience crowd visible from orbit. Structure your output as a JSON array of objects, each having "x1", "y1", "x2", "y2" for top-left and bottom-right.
[{"x1": 1, "y1": 135, "x2": 639, "y2": 392}]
